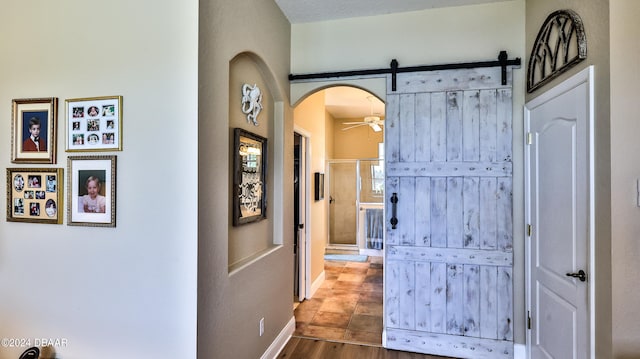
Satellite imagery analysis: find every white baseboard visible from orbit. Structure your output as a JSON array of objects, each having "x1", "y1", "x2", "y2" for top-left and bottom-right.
[
  {"x1": 307, "y1": 270, "x2": 325, "y2": 299},
  {"x1": 261, "y1": 316, "x2": 295, "y2": 359},
  {"x1": 359, "y1": 248, "x2": 383, "y2": 256},
  {"x1": 514, "y1": 343, "x2": 525, "y2": 359}
]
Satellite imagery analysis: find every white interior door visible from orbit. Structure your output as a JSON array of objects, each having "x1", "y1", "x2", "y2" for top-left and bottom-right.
[
  {"x1": 525, "y1": 66, "x2": 593, "y2": 359},
  {"x1": 384, "y1": 67, "x2": 514, "y2": 358}
]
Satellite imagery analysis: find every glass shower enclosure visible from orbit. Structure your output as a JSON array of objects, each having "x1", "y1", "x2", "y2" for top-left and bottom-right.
[{"x1": 327, "y1": 159, "x2": 384, "y2": 255}]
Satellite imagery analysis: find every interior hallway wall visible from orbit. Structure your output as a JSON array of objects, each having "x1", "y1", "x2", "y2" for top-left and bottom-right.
[
  {"x1": 293, "y1": 91, "x2": 330, "y2": 285},
  {"x1": 198, "y1": 0, "x2": 293, "y2": 358},
  {"x1": 290, "y1": 0, "x2": 526, "y2": 343},
  {"x1": 0, "y1": 0, "x2": 198, "y2": 357},
  {"x1": 525, "y1": 1, "x2": 612, "y2": 357},
  {"x1": 610, "y1": 1, "x2": 640, "y2": 357}
]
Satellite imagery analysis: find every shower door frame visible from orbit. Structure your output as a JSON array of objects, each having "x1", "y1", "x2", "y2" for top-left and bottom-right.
[{"x1": 326, "y1": 158, "x2": 384, "y2": 251}]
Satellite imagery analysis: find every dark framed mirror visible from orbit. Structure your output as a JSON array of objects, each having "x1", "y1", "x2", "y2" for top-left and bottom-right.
[{"x1": 233, "y1": 128, "x2": 267, "y2": 225}]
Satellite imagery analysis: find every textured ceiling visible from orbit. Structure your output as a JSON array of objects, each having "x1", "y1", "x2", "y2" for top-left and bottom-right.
[{"x1": 275, "y1": 0, "x2": 511, "y2": 24}]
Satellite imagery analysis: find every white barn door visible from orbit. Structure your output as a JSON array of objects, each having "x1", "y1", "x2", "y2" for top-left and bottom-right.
[{"x1": 384, "y1": 67, "x2": 514, "y2": 358}]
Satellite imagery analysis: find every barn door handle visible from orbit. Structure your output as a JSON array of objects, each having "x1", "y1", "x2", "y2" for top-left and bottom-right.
[
  {"x1": 566, "y1": 269, "x2": 587, "y2": 282},
  {"x1": 390, "y1": 192, "x2": 398, "y2": 229}
]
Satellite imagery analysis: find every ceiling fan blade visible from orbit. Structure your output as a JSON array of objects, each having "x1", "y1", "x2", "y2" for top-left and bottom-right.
[
  {"x1": 341, "y1": 123, "x2": 368, "y2": 131},
  {"x1": 370, "y1": 123, "x2": 382, "y2": 132},
  {"x1": 342, "y1": 121, "x2": 365, "y2": 125}
]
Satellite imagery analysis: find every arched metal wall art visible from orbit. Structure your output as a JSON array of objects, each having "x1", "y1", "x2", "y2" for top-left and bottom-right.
[{"x1": 527, "y1": 9, "x2": 587, "y2": 93}]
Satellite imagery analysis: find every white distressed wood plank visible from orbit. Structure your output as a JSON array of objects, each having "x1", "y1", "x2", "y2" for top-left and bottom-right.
[
  {"x1": 386, "y1": 260, "x2": 401, "y2": 328},
  {"x1": 430, "y1": 262, "x2": 447, "y2": 334},
  {"x1": 479, "y1": 90, "x2": 497, "y2": 162},
  {"x1": 497, "y1": 267, "x2": 513, "y2": 341},
  {"x1": 385, "y1": 328, "x2": 514, "y2": 359},
  {"x1": 389, "y1": 67, "x2": 512, "y2": 93},
  {"x1": 446, "y1": 264, "x2": 464, "y2": 336},
  {"x1": 386, "y1": 161, "x2": 513, "y2": 177},
  {"x1": 430, "y1": 92, "x2": 447, "y2": 162},
  {"x1": 400, "y1": 261, "x2": 416, "y2": 330},
  {"x1": 464, "y1": 265, "x2": 481, "y2": 338},
  {"x1": 385, "y1": 176, "x2": 400, "y2": 246},
  {"x1": 415, "y1": 262, "x2": 432, "y2": 331},
  {"x1": 463, "y1": 177, "x2": 480, "y2": 249},
  {"x1": 496, "y1": 88, "x2": 513, "y2": 162},
  {"x1": 386, "y1": 94, "x2": 400, "y2": 163},
  {"x1": 415, "y1": 93, "x2": 431, "y2": 162},
  {"x1": 384, "y1": 66, "x2": 514, "y2": 359},
  {"x1": 415, "y1": 177, "x2": 431, "y2": 246},
  {"x1": 386, "y1": 246, "x2": 513, "y2": 266},
  {"x1": 446, "y1": 177, "x2": 463, "y2": 248},
  {"x1": 480, "y1": 266, "x2": 498, "y2": 339},
  {"x1": 446, "y1": 91, "x2": 463, "y2": 161},
  {"x1": 400, "y1": 94, "x2": 416, "y2": 162},
  {"x1": 463, "y1": 90, "x2": 480, "y2": 162},
  {"x1": 497, "y1": 178, "x2": 513, "y2": 252},
  {"x1": 399, "y1": 177, "x2": 415, "y2": 246},
  {"x1": 430, "y1": 178, "x2": 447, "y2": 248},
  {"x1": 479, "y1": 177, "x2": 498, "y2": 250}
]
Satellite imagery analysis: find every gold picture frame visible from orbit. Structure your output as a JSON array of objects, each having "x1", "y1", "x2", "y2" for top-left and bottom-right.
[
  {"x1": 66, "y1": 96, "x2": 123, "y2": 151},
  {"x1": 67, "y1": 155, "x2": 117, "y2": 227},
  {"x1": 11, "y1": 97, "x2": 58, "y2": 164},
  {"x1": 6, "y1": 168, "x2": 64, "y2": 224}
]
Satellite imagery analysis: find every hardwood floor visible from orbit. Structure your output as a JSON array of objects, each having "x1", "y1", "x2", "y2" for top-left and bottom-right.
[{"x1": 277, "y1": 337, "x2": 458, "y2": 359}]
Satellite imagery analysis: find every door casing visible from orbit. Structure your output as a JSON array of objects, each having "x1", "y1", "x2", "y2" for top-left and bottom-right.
[
  {"x1": 524, "y1": 66, "x2": 595, "y2": 359},
  {"x1": 294, "y1": 126, "x2": 312, "y2": 299}
]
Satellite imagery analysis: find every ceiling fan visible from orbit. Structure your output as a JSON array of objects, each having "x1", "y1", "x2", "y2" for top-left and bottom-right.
[{"x1": 342, "y1": 96, "x2": 384, "y2": 132}]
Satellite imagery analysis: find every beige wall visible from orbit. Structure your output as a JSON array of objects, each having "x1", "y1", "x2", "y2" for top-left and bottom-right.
[
  {"x1": 610, "y1": 1, "x2": 640, "y2": 357},
  {"x1": 293, "y1": 91, "x2": 329, "y2": 284},
  {"x1": 332, "y1": 117, "x2": 384, "y2": 159},
  {"x1": 525, "y1": 1, "x2": 612, "y2": 357},
  {"x1": 290, "y1": 0, "x2": 527, "y2": 344},
  {"x1": 198, "y1": 0, "x2": 293, "y2": 358},
  {"x1": 0, "y1": 0, "x2": 198, "y2": 358},
  {"x1": 228, "y1": 54, "x2": 276, "y2": 270}
]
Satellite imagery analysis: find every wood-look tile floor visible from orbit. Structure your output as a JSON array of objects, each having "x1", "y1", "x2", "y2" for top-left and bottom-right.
[
  {"x1": 285, "y1": 257, "x2": 458, "y2": 359},
  {"x1": 293, "y1": 257, "x2": 384, "y2": 346}
]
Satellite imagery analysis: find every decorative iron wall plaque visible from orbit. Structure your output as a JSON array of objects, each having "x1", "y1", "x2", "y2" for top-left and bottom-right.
[{"x1": 527, "y1": 9, "x2": 587, "y2": 93}]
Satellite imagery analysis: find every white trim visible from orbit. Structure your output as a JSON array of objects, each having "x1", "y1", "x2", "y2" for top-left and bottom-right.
[
  {"x1": 308, "y1": 270, "x2": 325, "y2": 298},
  {"x1": 294, "y1": 126, "x2": 313, "y2": 300},
  {"x1": 523, "y1": 66, "x2": 595, "y2": 359},
  {"x1": 514, "y1": 343, "x2": 526, "y2": 359},
  {"x1": 273, "y1": 101, "x2": 285, "y2": 245},
  {"x1": 260, "y1": 316, "x2": 295, "y2": 359}
]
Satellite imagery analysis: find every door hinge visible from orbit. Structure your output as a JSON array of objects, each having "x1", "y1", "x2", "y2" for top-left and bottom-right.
[
  {"x1": 526, "y1": 132, "x2": 533, "y2": 145},
  {"x1": 527, "y1": 224, "x2": 532, "y2": 237},
  {"x1": 528, "y1": 310, "x2": 532, "y2": 329}
]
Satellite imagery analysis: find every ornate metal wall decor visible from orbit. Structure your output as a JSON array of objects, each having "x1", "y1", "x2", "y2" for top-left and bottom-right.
[
  {"x1": 241, "y1": 83, "x2": 263, "y2": 126},
  {"x1": 527, "y1": 9, "x2": 587, "y2": 93}
]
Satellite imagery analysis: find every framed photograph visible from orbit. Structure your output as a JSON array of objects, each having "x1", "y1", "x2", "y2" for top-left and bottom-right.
[
  {"x1": 314, "y1": 172, "x2": 324, "y2": 201},
  {"x1": 65, "y1": 96, "x2": 122, "y2": 151},
  {"x1": 6, "y1": 168, "x2": 64, "y2": 224},
  {"x1": 11, "y1": 97, "x2": 58, "y2": 164},
  {"x1": 67, "y1": 155, "x2": 116, "y2": 227},
  {"x1": 233, "y1": 128, "x2": 267, "y2": 226}
]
